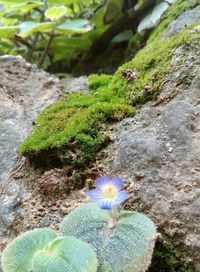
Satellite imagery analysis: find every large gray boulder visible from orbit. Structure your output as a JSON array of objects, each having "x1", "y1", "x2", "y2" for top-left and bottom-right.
[
  {"x1": 96, "y1": 37, "x2": 200, "y2": 270},
  {"x1": 0, "y1": 55, "x2": 61, "y2": 187},
  {"x1": 0, "y1": 55, "x2": 61, "y2": 247}
]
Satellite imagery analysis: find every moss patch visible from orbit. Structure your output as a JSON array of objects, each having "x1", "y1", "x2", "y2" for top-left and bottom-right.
[
  {"x1": 20, "y1": 1, "x2": 200, "y2": 166},
  {"x1": 149, "y1": 236, "x2": 193, "y2": 272},
  {"x1": 88, "y1": 74, "x2": 112, "y2": 91},
  {"x1": 110, "y1": 21, "x2": 200, "y2": 105},
  {"x1": 20, "y1": 77, "x2": 135, "y2": 166}
]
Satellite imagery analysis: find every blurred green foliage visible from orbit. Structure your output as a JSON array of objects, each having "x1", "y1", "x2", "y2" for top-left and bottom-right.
[{"x1": 0, "y1": 0, "x2": 127, "y2": 69}]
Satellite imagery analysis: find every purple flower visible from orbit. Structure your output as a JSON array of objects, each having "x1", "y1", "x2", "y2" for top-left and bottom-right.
[{"x1": 86, "y1": 176, "x2": 128, "y2": 210}]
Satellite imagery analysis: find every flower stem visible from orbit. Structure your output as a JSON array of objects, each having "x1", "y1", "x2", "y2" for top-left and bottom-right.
[{"x1": 111, "y1": 206, "x2": 119, "y2": 221}]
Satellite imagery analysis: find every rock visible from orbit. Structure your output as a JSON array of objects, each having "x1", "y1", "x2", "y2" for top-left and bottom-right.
[
  {"x1": 164, "y1": 5, "x2": 200, "y2": 38},
  {"x1": 0, "y1": 55, "x2": 61, "y2": 187},
  {"x1": 0, "y1": 56, "x2": 61, "y2": 246},
  {"x1": 96, "y1": 43, "x2": 200, "y2": 269},
  {"x1": 0, "y1": 192, "x2": 21, "y2": 235},
  {"x1": 61, "y1": 75, "x2": 88, "y2": 93},
  {"x1": 34, "y1": 169, "x2": 69, "y2": 198}
]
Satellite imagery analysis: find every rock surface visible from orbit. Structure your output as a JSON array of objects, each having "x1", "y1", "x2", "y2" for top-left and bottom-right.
[
  {"x1": 164, "y1": 5, "x2": 200, "y2": 37},
  {"x1": 0, "y1": 57, "x2": 93, "y2": 272},
  {"x1": 0, "y1": 55, "x2": 61, "y2": 249},
  {"x1": 0, "y1": 55, "x2": 61, "y2": 187},
  {"x1": 61, "y1": 75, "x2": 88, "y2": 93},
  {"x1": 96, "y1": 39, "x2": 200, "y2": 270}
]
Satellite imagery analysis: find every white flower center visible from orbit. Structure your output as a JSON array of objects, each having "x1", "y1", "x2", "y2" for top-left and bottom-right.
[{"x1": 102, "y1": 184, "x2": 117, "y2": 200}]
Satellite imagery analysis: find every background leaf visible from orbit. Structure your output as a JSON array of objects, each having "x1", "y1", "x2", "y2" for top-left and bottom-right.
[
  {"x1": 45, "y1": 6, "x2": 67, "y2": 21},
  {"x1": 112, "y1": 30, "x2": 133, "y2": 43},
  {"x1": 0, "y1": 26, "x2": 19, "y2": 38},
  {"x1": 50, "y1": 37, "x2": 92, "y2": 61},
  {"x1": 104, "y1": 0, "x2": 123, "y2": 24},
  {"x1": 138, "y1": 2, "x2": 170, "y2": 32},
  {"x1": 5, "y1": 2, "x2": 43, "y2": 14},
  {"x1": 19, "y1": 21, "x2": 54, "y2": 37},
  {"x1": 57, "y1": 19, "x2": 94, "y2": 33},
  {"x1": 151, "y1": 2, "x2": 169, "y2": 25}
]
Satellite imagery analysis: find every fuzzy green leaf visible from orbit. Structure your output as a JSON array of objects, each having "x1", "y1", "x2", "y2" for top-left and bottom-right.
[
  {"x1": 32, "y1": 237, "x2": 98, "y2": 272},
  {"x1": 60, "y1": 204, "x2": 157, "y2": 272},
  {"x1": 2, "y1": 228, "x2": 57, "y2": 272}
]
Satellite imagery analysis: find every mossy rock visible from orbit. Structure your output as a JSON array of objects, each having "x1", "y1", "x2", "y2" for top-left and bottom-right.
[
  {"x1": 88, "y1": 74, "x2": 112, "y2": 91},
  {"x1": 20, "y1": 1, "x2": 200, "y2": 167},
  {"x1": 110, "y1": 24, "x2": 200, "y2": 105},
  {"x1": 148, "y1": 0, "x2": 200, "y2": 43},
  {"x1": 20, "y1": 74, "x2": 135, "y2": 166}
]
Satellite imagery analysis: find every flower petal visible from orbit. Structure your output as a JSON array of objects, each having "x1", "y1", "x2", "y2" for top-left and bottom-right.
[
  {"x1": 114, "y1": 191, "x2": 129, "y2": 205},
  {"x1": 95, "y1": 176, "x2": 110, "y2": 189},
  {"x1": 111, "y1": 176, "x2": 124, "y2": 191},
  {"x1": 86, "y1": 176, "x2": 128, "y2": 210},
  {"x1": 100, "y1": 200, "x2": 114, "y2": 210},
  {"x1": 86, "y1": 189, "x2": 102, "y2": 204}
]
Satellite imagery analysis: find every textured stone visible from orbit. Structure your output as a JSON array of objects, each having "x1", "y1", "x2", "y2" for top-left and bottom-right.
[
  {"x1": 0, "y1": 55, "x2": 61, "y2": 242},
  {"x1": 164, "y1": 5, "x2": 200, "y2": 38},
  {"x1": 96, "y1": 44, "x2": 200, "y2": 270},
  {"x1": 0, "y1": 55, "x2": 61, "y2": 187},
  {"x1": 61, "y1": 75, "x2": 88, "y2": 93}
]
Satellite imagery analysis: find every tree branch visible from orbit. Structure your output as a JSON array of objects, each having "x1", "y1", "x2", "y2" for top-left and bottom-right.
[
  {"x1": 14, "y1": 35, "x2": 33, "y2": 49},
  {"x1": 38, "y1": 32, "x2": 54, "y2": 66}
]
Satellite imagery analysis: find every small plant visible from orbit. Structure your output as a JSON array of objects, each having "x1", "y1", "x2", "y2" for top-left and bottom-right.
[
  {"x1": 2, "y1": 228, "x2": 97, "y2": 272},
  {"x1": 2, "y1": 228, "x2": 57, "y2": 272},
  {"x1": 31, "y1": 237, "x2": 97, "y2": 272},
  {"x1": 2, "y1": 176, "x2": 157, "y2": 272},
  {"x1": 60, "y1": 176, "x2": 157, "y2": 272}
]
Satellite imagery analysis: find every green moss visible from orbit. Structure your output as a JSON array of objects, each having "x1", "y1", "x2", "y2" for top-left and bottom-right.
[
  {"x1": 88, "y1": 74, "x2": 112, "y2": 91},
  {"x1": 20, "y1": 1, "x2": 200, "y2": 167},
  {"x1": 150, "y1": 236, "x2": 193, "y2": 272},
  {"x1": 110, "y1": 20, "x2": 200, "y2": 105},
  {"x1": 20, "y1": 82, "x2": 135, "y2": 166}
]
